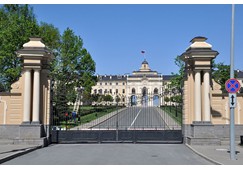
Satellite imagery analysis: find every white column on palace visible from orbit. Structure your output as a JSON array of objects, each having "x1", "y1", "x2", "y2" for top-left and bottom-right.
[
  {"x1": 203, "y1": 71, "x2": 211, "y2": 121},
  {"x1": 23, "y1": 69, "x2": 31, "y2": 123},
  {"x1": 194, "y1": 70, "x2": 202, "y2": 121},
  {"x1": 32, "y1": 69, "x2": 40, "y2": 123}
]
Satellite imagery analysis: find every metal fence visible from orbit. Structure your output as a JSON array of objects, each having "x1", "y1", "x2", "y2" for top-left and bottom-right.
[{"x1": 51, "y1": 96, "x2": 183, "y2": 143}]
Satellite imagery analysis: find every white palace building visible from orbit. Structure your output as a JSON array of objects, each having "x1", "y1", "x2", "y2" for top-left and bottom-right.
[{"x1": 91, "y1": 60, "x2": 174, "y2": 106}]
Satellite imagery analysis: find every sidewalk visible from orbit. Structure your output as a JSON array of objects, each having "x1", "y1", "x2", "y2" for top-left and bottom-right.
[
  {"x1": 0, "y1": 144, "x2": 42, "y2": 164},
  {"x1": 187, "y1": 144, "x2": 243, "y2": 165}
]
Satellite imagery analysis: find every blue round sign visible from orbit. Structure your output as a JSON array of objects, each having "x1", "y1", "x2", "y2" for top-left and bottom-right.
[{"x1": 225, "y1": 78, "x2": 241, "y2": 93}]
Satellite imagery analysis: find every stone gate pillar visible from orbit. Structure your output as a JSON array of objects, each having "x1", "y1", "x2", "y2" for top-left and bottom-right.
[
  {"x1": 16, "y1": 38, "x2": 53, "y2": 145},
  {"x1": 180, "y1": 36, "x2": 219, "y2": 145}
]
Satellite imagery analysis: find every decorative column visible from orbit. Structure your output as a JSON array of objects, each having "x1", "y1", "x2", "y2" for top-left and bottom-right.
[
  {"x1": 194, "y1": 70, "x2": 202, "y2": 121},
  {"x1": 32, "y1": 69, "x2": 41, "y2": 123},
  {"x1": 203, "y1": 70, "x2": 211, "y2": 121},
  {"x1": 23, "y1": 69, "x2": 32, "y2": 123}
]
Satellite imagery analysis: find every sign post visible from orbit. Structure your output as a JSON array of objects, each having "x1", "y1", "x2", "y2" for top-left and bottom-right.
[
  {"x1": 227, "y1": 4, "x2": 236, "y2": 160},
  {"x1": 225, "y1": 77, "x2": 241, "y2": 160}
]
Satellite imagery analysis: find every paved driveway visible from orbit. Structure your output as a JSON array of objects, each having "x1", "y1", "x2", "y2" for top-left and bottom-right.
[
  {"x1": 3, "y1": 144, "x2": 213, "y2": 165},
  {"x1": 93, "y1": 107, "x2": 179, "y2": 130}
]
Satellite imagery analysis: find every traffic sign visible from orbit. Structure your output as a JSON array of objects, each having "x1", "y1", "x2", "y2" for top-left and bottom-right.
[
  {"x1": 229, "y1": 93, "x2": 236, "y2": 108},
  {"x1": 225, "y1": 78, "x2": 241, "y2": 93}
]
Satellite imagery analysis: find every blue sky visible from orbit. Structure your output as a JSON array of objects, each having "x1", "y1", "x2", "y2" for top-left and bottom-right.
[{"x1": 28, "y1": 4, "x2": 243, "y2": 75}]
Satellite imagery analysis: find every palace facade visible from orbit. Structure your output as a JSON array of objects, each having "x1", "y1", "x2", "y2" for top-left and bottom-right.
[{"x1": 91, "y1": 60, "x2": 175, "y2": 106}]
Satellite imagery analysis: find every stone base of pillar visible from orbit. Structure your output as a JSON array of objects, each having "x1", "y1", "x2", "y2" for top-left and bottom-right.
[
  {"x1": 184, "y1": 122, "x2": 221, "y2": 145},
  {"x1": 19, "y1": 124, "x2": 46, "y2": 138},
  {"x1": 18, "y1": 124, "x2": 49, "y2": 146},
  {"x1": 0, "y1": 124, "x2": 50, "y2": 146}
]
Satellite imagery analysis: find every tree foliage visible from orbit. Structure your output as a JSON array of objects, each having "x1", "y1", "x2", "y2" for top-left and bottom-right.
[
  {"x1": 52, "y1": 28, "x2": 96, "y2": 115},
  {"x1": 164, "y1": 97, "x2": 170, "y2": 103},
  {"x1": 0, "y1": 4, "x2": 39, "y2": 91},
  {"x1": 0, "y1": 5, "x2": 97, "y2": 117},
  {"x1": 212, "y1": 62, "x2": 237, "y2": 92},
  {"x1": 170, "y1": 55, "x2": 185, "y2": 90},
  {"x1": 103, "y1": 95, "x2": 113, "y2": 102}
]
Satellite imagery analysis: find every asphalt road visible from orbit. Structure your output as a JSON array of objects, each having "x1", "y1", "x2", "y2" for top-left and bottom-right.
[
  {"x1": 2, "y1": 144, "x2": 213, "y2": 165},
  {"x1": 92, "y1": 107, "x2": 175, "y2": 130}
]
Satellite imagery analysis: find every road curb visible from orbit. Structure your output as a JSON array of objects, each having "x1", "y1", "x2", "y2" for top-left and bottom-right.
[
  {"x1": 0, "y1": 145, "x2": 42, "y2": 164},
  {"x1": 185, "y1": 144, "x2": 222, "y2": 165}
]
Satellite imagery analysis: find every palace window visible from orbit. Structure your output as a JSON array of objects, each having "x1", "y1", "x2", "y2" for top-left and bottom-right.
[
  {"x1": 154, "y1": 88, "x2": 158, "y2": 94},
  {"x1": 132, "y1": 88, "x2": 136, "y2": 94},
  {"x1": 98, "y1": 89, "x2": 102, "y2": 94}
]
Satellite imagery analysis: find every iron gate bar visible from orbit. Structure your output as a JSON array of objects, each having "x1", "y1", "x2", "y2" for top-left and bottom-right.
[{"x1": 51, "y1": 95, "x2": 183, "y2": 143}]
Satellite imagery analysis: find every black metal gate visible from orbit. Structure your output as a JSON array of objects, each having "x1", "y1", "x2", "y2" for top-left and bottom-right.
[{"x1": 51, "y1": 96, "x2": 183, "y2": 143}]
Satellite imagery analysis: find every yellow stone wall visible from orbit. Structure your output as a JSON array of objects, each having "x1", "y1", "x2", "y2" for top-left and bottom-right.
[
  {"x1": 211, "y1": 80, "x2": 243, "y2": 125},
  {"x1": 0, "y1": 75, "x2": 24, "y2": 125},
  {"x1": 183, "y1": 77, "x2": 243, "y2": 125}
]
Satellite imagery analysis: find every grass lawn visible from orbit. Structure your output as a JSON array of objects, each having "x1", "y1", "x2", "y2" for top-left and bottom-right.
[
  {"x1": 59, "y1": 106, "x2": 121, "y2": 129},
  {"x1": 161, "y1": 106, "x2": 182, "y2": 125}
]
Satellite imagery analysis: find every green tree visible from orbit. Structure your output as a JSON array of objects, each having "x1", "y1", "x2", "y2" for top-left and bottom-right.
[
  {"x1": 170, "y1": 55, "x2": 185, "y2": 90},
  {"x1": 52, "y1": 28, "x2": 96, "y2": 116},
  {"x1": 103, "y1": 95, "x2": 113, "y2": 103},
  {"x1": 91, "y1": 94, "x2": 100, "y2": 103},
  {"x1": 164, "y1": 97, "x2": 170, "y2": 103},
  {"x1": 38, "y1": 22, "x2": 61, "y2": 51},
  {"x1": 0, "y1": 4, "x2": 39, "y2": 91},
  {"x1": 212, "y1": 62, "x2": 235, "y2": 92},
  {"x1": 0, "y1": 82, "x2": 5, "y2": 92}
]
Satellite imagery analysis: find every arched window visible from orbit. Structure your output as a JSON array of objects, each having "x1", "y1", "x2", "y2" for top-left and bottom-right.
[
  {"x1": 142, "y1": 87, "x2": 147, "y2": 96},
  {"x1": 132, "y1": 88, "x2": 136, "y2": 94},
  {"x1": 154, "y1": 88, "x2": 158, "y2": 94},
  {"x1": 98, "y1": 89, "x2": 102, "y2": 94}
]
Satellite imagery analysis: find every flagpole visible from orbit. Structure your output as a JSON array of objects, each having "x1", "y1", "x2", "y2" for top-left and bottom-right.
[{"x1": 141, "y1": 50, "x2": 146, "y2": 60}]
